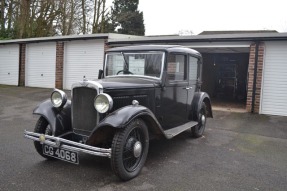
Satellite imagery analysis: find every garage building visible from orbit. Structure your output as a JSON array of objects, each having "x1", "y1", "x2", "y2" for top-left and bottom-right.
[
  {"x1": 0, "y1": 33, "x2": 137, "y2": 89},
  {"x1": 0, "y1": 31, "x2": 287, "y2": 116}
]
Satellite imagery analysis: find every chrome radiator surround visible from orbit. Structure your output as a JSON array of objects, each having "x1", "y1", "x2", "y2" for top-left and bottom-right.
[
  {"x1": 71, "y1": 80, "x2": 103, "y2": 136},
  {"x1": 72, "y1": 80, "x2": 103, "y2": 94}
]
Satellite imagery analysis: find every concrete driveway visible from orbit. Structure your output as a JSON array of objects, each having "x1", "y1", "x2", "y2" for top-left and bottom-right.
[{"x1": 0, "y1": 86, "x2": 287, "y2": 191}]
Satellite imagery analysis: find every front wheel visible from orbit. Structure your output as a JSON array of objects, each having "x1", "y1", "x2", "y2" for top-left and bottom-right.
[
  {"x1": 111, "y1": 119, "x2": 149, "y2": 181},
  {"x1": 34, "y1": 116, "x2": 54, "y2": 159},
  {"x1": 192, "y1": 102, "x2": 207, "y2": 138}
]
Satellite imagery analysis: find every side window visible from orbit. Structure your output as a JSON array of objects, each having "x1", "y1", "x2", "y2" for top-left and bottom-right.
[
  {"x1": 167, "y1": 54, "x2": 187, "y2": 81},
  {"x1": 189, "y1": 56, "x2": 198, "y2": 81}
]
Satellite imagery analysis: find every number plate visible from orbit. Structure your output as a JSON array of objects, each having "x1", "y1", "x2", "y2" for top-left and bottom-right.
[{"x1": 43, "y1": 145, "x2": 79, "y2": 164}]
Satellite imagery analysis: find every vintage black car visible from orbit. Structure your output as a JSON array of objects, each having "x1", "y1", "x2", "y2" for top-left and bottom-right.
[{"x1": 24, "y1": 45, "x2": 213, "y2": 180}]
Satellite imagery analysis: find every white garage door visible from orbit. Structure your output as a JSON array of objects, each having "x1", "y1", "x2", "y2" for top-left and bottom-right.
[
  {"x1": 261, "y1": 41, "x2": 287, "y2": 116},
  {"x1": 0, "y1": 44, "x2": 19, "y2": 85},
  {"x1": 26, "y1": 42, "x2": 56, "y2": 88},
  {"x1": 64, "y1": 40, "x2": 105, "y2": 90}
]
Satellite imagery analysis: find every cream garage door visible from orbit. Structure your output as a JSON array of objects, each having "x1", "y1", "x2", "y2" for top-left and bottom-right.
[
  {"x1": 261, "y1": 41, "x2": 287, "y2": 116},
  {"x1": 26, "y1": 42, "x2": 56, "y2": 88},
  {"x1": 64, "y1": 40, "x2": 105, "y2": 90},
  {"x1": 0, "y1": 44, "x2": 19, "y2": 85}
]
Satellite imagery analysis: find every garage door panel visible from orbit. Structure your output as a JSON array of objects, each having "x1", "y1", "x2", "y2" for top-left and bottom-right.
[
  {"x1": 261, "y1": 106, "x2": 287, "y2": 112},
  {"x1": 264, "y1": 68, "x2": 287, "y2": 73},
  {"x1": 262, "y1": 77, "x2": 287, "y2": 82},
  {"x1": 265, "y1": 107, "x2": 286, "y2": 116},
  {"x1": 263, "y1": 101, "x2": 287, "y2": 106},
  {"x1": 265, "y1": 63, "x2": 287, "y2": 68},
  {"x1": 263, "y1": 95, "x2": 287, "y2": 100},
  {"x1": 261, "y1": 41, "x2": 287, "y2": 116},
  {"x1": 0, "y1": 45, "x2": 19, "y2": 85},
  {"x1": 64, "y1": 40, "x2": 104, "y2": 90},
  {"x1": 26, "y1": 43, "x2": 56, "y2": 88},
  {"x1": 262, "y1": 94, "x2": 287, "y2": 100},
  {"x1": 264, "y1": 67, "x2": 287, "y2": 71},
  {"x1": 264, "y1": 80, "x2": 287, "y2": 85},
  {"x1": 263, "y1": 86, "x2": 287, "y2": 91}
]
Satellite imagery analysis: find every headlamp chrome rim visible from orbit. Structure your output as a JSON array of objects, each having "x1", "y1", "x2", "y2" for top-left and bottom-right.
[
  {"x1": 51, "y1": 89, "x2": 67, "y2": 108},
  {"x1": 94, "y1": 93, "x2": 113, "y2": 113}
]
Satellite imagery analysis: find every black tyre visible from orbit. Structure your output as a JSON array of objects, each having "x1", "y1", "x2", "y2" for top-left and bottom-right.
[
  {"x1": 34, "y1": 116, "x2": 54, "y2": 159},
  {"x1": 111, "y1": 119, "x2": 149, "y2": 181},
  {"x1": 192, "y1": 102, "x2": 207, "y2": 138}
]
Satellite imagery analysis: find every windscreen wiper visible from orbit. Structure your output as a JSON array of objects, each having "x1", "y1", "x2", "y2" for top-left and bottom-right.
[{"x1": 121, "y1": 52, "x2": 129, "y2": 72}]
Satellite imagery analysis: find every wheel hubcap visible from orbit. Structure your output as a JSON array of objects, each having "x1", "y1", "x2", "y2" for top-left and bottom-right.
[
  {"x1": 201, "y1": 115, "x2": 206, "y2": 125},
  {"x1": 122, "y1": 128, "x2": 145, "y2": 172},
  {"x1": 133, "y1": 141, "x2": 142, "y2": 158}
]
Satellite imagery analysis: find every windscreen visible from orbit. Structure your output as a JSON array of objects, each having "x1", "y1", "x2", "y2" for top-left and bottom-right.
[{"x1": 105, "y1": 52, "x2": 164, "y2": 78}]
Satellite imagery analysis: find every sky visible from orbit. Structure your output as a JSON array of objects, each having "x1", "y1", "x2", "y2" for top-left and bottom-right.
[{"x1": 108, "y1": 0, "x2": 287, "y2": 35}]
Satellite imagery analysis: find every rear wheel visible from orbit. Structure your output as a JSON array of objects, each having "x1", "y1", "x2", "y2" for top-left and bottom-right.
[
  {"x1": 111, "y1": 119, "x2": 149, "y2": 181},
  {"x1": 34, "y1": 117, "x2": 54, "y2": 159},
  {"x1": 192, "y1": 102, "x2": 207, "y2": 138}
]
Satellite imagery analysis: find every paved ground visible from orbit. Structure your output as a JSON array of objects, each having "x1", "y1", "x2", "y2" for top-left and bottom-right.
[{"x1": 0, "y1": 86, "x2": 287, "y2": 191}]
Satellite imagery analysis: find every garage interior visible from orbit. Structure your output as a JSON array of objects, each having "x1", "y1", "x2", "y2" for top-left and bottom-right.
[{"x1": 194, "y1": 47, "x2": 250, "y2": 112}]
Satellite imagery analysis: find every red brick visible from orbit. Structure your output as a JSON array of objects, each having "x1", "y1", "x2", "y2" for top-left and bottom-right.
[
  {"x1": 246, "y1": 42, "x2": 265, "y2": 113},
  {"x1": 19, "y1": 44, "x2": 26, "y2": 86},
  {"x1": 55, "y1": 42, "x2": 64, "y2": 89}
]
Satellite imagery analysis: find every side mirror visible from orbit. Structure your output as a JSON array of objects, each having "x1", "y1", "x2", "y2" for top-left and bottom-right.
[{"x1": 98, "y1": 69, "x2": 104, "y2": 79}]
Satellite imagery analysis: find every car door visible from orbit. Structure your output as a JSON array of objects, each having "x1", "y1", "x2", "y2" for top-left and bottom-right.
[
  {"x1": 187, "y1": 56, "x2": 200, "y2": 108},
  {"x1": 161, "y1": 53, "x2": 189, "y2": 129}
]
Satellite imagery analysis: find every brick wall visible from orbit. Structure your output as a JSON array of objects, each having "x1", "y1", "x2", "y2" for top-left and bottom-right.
[
  {"x1": 19, "y1": 44, "x2": 26, "y2": 86},
  {"x1": 104, "y1": 39, "x2": 109, "y2": 52},
  {"x1": 55, "y1": 42, "x2": 64, "y2": 89},
  {"x1": 246, "y1": 42, "x2": 265, "y2": 113}
]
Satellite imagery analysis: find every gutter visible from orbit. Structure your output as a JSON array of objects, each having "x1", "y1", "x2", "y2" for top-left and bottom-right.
[
  {"x1": 108, "y1": 34, "x2": 287, "y2": 45},
  {"x1": 251, "y1": 42, "x2": 259, "y2": 113},
  {"x1": 0, "y1": 34, "x2": 109, "y2": 45}
]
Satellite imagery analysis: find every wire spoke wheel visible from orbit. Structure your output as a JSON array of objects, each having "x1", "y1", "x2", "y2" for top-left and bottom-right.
[
  {"x1": 111, "y1": 119, "x2": 149, "y2": 181},
  {"x1": 122, "y1": 128, "x2": 144, "y2": 171},
  {"x1": 192, "y1": 102, "x2": 207, "y2": 138},
  {"x1": 197, "y1": 108, "x2": 206, "y2": 133},
  {"x1": 34, "y1": 117, "x2": 55, "y2": 159}
]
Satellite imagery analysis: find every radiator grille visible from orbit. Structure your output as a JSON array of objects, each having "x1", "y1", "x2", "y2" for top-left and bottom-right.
[{"x1": 72, "y1": 87, "x2": 98, "y2": 135}]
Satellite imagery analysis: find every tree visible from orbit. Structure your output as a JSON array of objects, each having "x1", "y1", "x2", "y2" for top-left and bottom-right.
[
  {"x1": 55, "y1": 0, "x2": 78, "y2": 35},
  {"x1": 0, "y1": 0, "x2": 111, "y2": 39},
  {"x1": 92, "y1": 0, "x2": 112, "y2": 33},
  {"x1": 111, "y1": 0, "x2": 145, "y2": 35},
  {"x1": 0, "y1": 0, "x2": 16, "y2": 39},
  {"x1": 0, "y1": 0, "x2": 6, "y2": 33}
]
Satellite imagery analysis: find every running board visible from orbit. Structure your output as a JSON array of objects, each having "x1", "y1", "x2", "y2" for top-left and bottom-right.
[{"x1": 164, "y1": 121, "x2": 198, "y2": 139}]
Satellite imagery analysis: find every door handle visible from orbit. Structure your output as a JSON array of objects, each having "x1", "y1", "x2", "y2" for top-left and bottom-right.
[{"x1": 183, "y1": 87, "x2": 192, "y2": 90}]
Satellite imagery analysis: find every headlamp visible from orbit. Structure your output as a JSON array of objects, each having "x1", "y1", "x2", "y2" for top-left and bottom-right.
[
  {"x1": 51, "y1": 89, "x2": 67, "y2": 108},
  {"x1": 94, "y1": 93, "x2": 113, "y2": 113}
]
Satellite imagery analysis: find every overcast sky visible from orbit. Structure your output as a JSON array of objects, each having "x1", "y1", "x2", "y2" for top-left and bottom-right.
[{"x1": 108, "y1": 0, "x2": 287, "y2": 35}]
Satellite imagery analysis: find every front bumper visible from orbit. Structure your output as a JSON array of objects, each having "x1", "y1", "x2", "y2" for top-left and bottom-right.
[{"x1": 24, "y1": 130, "x2": 111, "y2": 158}]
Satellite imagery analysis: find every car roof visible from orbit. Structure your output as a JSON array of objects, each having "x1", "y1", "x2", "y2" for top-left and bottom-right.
[{"x1": 107, "y1": 45, "x2": 202, "y2": 58}]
